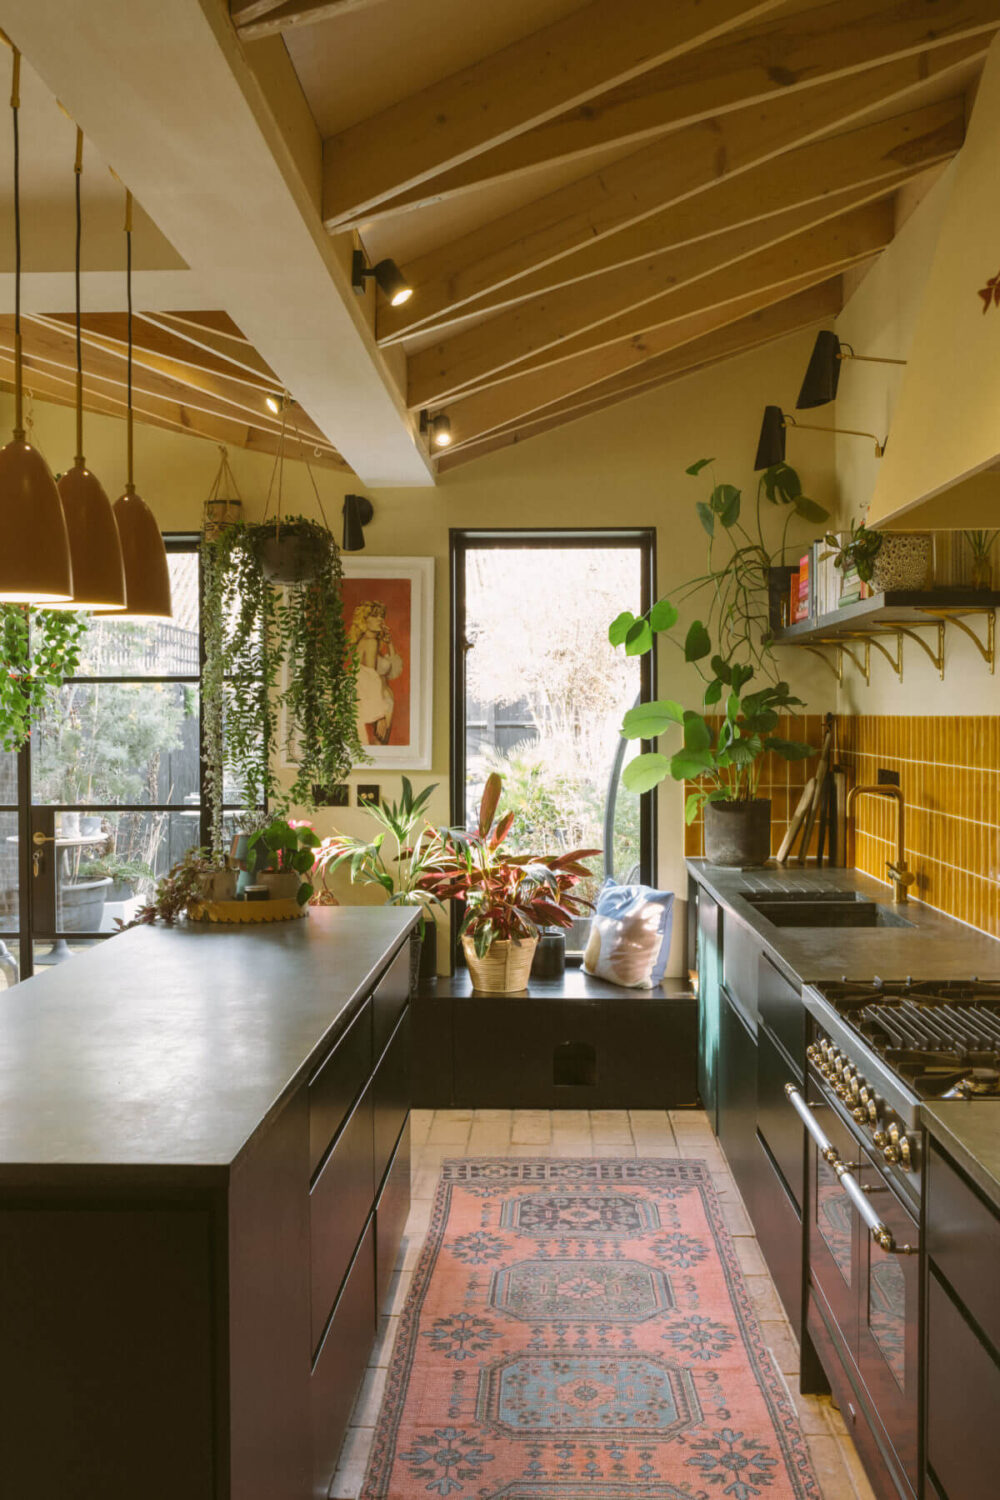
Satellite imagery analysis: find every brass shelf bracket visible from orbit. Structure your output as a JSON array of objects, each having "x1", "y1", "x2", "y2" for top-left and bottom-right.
[
  {"x1": 918, "y1": 608, "x2": 996, "y2": 674},
  {"x1": 797, "y1": 643, "x2": 843, "y2": 681},
  {"x1": 848, "y1": 630, "x2": 902, "y2": 681},
  {"x1": 896, "y1": 621, "x2": 945, "y2": 680},
  {"x1": 813, "y1": 636, "x2": 870, "y2": 685}
]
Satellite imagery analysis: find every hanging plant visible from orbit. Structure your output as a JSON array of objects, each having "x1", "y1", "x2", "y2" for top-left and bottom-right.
[{"x1": 0, "y1": 606, "x2": 88, "y2": 752}]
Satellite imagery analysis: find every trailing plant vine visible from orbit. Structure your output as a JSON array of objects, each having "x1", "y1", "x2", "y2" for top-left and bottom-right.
[{"x1": 0, "y1": 606, "x2": 88, "y2": 752}]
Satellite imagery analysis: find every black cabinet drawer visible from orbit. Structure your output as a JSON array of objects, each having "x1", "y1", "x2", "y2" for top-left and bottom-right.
[
  {"x1": 756, "y1": 1024, "x2": 804, "y2": 1211},
  {"x1": 752, "y1": 1134, "x2": 802, "y2": 1338},
  {"x1": 310, "y1": 1084, "x2": 374, "y2": 1355},
  {"x1": 376, "y1": 1117, "x2": 411, "y2": 1315},
  {"x1": 722, "y1": 918, "x2": 758, "y2": 1029},
  {"x1": 308, "y1": 998, "x2": 372, "y2": 1179},
  {"x1": 718, "y1": 984, "x2": 757, "y2": 1213},
  {"x1": 311, "y1": 1215, "x2": 375, "y2": 1496},
  {"x1": 927, "y1": 1143, "x2": 1000, "y2": 1353},
  {"x1": 373, "y1": 941, "x2": 410, "y2": 1059},
  {"x1": 757, "y1": 952, "x2": 803, "y2": 1072},
  {"x1": 373, "y1": 1008, "x2": 411, "y2": 1193},
  {"x1": 927, "y1": 1269, "x2": 1000, "y2": 1500}
]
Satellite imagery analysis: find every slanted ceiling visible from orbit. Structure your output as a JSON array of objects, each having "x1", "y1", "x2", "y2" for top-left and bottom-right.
[{"x1": 237, "y1": 0, "x2": 996, "y2": 470}]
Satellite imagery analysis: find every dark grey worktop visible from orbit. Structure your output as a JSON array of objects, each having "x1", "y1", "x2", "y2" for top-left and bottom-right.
[
  {"x1": 0, "y1": 906, "x2": 417, "y2": 1182},
  {"x1": 687, "y1": 860, "x2": 1000, "y2": 983},
  {"x1": 921, "y1": 1101, "x2": 1000, "y2": 1210}
]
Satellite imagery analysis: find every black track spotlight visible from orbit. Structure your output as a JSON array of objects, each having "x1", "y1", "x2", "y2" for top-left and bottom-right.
[
  {"x1": 420, "y1": 409, "x2": 452, "y2": 449},
  {"x1": 754, "y1": 405, "x2": 885, "y2": 472},
  {"x1": 796, "y1": 328, "x2": 907, "y2": 410},
  {"x1": 342, "y1": 493, "x2": 374, "y2": 552},
  {"x1": 351, "y1": 250, "x2": 413, "y2": 306}
]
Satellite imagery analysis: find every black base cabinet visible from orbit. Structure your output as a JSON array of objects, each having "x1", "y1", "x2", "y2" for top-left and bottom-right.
[{"x1": 717, "y1": 985, "x2": 757, "y2": 1212}]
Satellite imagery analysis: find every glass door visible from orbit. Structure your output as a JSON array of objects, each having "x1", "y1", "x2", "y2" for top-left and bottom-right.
[{"x1": 0, "y1": 748, "x2": 23, "y2": 990}]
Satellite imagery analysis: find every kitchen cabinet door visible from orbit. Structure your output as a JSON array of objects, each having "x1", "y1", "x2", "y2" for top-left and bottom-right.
[
  {"x1": 718, "y1": 983, "x2": 757, "y2": 1214},
  {"x1": 696, "y1": 889, "x2": 721, "y2": 1129}
]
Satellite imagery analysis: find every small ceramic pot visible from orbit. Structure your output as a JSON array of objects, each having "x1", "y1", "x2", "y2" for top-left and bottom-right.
[
  {"x1": 201, "y1": 868, "x2": 238, "y2": 903},
  {"x1": 704, "y1": 799, "x2": 772, "y2": 868},
  {"x1": 256, "y1": 870, "x2": 301, "y2": 901}
]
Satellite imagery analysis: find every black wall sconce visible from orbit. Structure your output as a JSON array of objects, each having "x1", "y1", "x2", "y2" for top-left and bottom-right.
[
  {"x1": 420, "y1": 409, "x2": 452, "y2": 448},
  {"x1": 351, "y1": 251, "x2": 412, "y2": 306},
  {"x1": 754, "y1": 404, "x2": 885, "y2": 471},
  {"x1": 342, "y1": 493, "x2": 374, "y2": 551},
  {"x1": 796, "y1": 328, "x2": 906, "y2": 409}
]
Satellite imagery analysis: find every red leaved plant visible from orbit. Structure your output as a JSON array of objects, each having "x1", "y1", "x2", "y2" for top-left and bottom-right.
[{"x1": 416, "y1": 772, "x2": 600, "y2": 958}]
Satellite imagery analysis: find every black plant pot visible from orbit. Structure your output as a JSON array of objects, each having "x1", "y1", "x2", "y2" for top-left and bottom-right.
[
  {"x1": 409, "y1": 920, "x2": 438, "y2": 995},
  {"x1": 704, "y1": 799, "x2": 772, "y2": 868},
  {"x1": 531, "y1": 930, "x2": 566, "y2": 980},
  {"x1": 254, "y1": 531, "x2": 324, "y2": 585}
]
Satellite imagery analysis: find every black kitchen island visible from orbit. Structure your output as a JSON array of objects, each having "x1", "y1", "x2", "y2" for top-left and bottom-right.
[{"x1": 0, "y1": 906, "x2": 418, "y2": 1500}]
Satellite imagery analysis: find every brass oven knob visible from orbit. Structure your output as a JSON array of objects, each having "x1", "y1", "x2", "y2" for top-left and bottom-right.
[
  {"x1": 859, "y1": 1086, "x2": 871, "y2": 1104},
  {"x1": 852, "y1": 1107, "x2": 866, "y2": 1122},
  {"x1": 850, "y1": 1078, "x2": 861, "y2": 1098},
  {"x1": 873, "y1": 1131, "x2": 888, "y2": 1148},
  {"x1": 866, "y1": 1100, "x2": 878, "y2": 1123}
]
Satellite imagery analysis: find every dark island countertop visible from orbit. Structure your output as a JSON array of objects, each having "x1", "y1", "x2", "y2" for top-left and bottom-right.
[
  {"x1": 0, "y1": 906, "x2": 417, "y2": 1183},
  {"x1": 687, "y1": 860, "x2": 1000, "y2": 983},
  {"x1": 921, "y1": 1101, "x2": 1000, "y2": 1209}
]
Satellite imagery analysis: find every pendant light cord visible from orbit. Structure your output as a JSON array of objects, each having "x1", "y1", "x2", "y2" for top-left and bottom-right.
[
  {"x1": 125, "y1": 188, "x2": 134, "y2": 491},
  {"x1": 74, "y1": 127, "x2": 83, "y2": 465},
  {"x1": 10, "y1": 45, "x2": 23, "y2": 438}
]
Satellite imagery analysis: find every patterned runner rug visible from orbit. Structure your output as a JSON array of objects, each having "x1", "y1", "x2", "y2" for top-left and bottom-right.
[{"x1": 362, "y1": 1158, "x2": 819, "y2": 1499}]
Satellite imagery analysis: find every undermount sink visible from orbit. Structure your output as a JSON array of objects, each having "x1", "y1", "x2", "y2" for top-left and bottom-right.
[{"x1": 744, "y1": 891, "x2": 914, "y2": 930}]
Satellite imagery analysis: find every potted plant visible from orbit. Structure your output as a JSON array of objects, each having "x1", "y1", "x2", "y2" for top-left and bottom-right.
[
  {"x1": 963, "y1": 529, "x2": 998, "y2": 591},
  {"x1": 249, "y1": 517, "x2": 330, "y2": 585},
  {"x1": 0, "y1": 606, "x2": 87, "y2": 753},
  {"x1": 825, "y1": 519, "x2": 932, "y2": 594},
  {"x1": 246, "y1": 817, "x2": 321, "y2": 905},
  {"x1": 610, "y1": 459, "x2": 822, "y2": 865},
  {"x1": 416, "y1": 773, "x2": 599, "y2": 994},
  {"x1": 78, "y1": 854, "x2": 152, "y2": 902},
  {"x1": 120, "y1": 847, "x2": 227, "y2": 927},
  {"x1": 313, "y1": 777, "x2": 446, "y2": 988}
]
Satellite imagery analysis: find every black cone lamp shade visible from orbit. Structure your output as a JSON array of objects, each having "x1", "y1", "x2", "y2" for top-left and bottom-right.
[
  {"x1": 797, "y1": 330, "x2": 842, "y2": 409},
  {"x1": 754, "y1": 406, "x2": 786, "y2": 470},
  {"x1": 342, "y1": 493, "x2": 374, "y2": 552}
]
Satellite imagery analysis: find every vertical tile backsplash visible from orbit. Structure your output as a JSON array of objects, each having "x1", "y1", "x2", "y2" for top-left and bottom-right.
[{"x1": 684, "y1": 713, "x2": 1000, "y2": 940}]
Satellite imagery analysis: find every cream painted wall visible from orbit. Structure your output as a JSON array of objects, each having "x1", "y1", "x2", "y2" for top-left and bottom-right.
[{"x1": 2, "y1": 327, "x2": 834, "y2": 971}]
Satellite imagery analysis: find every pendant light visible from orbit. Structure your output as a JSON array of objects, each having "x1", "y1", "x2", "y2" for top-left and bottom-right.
[
  {"x1": 0, "y1": 40, "x2": 73, "y2": 603},
  {"x1": 102, "y1": 188, "x2": 172, "y2": 619},
  {"x1": 48, "y1": 129, "x2": 126, "y2": 610}
]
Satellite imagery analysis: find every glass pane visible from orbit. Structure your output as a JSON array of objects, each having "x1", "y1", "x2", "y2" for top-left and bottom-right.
[
  {"x1": 0, "y1": 748, "x2": 17, "y2": 806},
  {"x1": 53, "y1": 810, "x2": 203, "y2": 934},
  {"x1": 32, "y1": 683, "x2": 201, "y2": 806},
  {"x1": 72, "y1": 553, "x2": 200, "y2": 677},
  {"x1": 464, "y1": 546, "x2": 643, "y2": 949},
  {"x1": 33, "y1": 937, "x2": 99, "y2": 972},
  {"x1": 0, "y1": 810, "x2": 18, "y2": 931},
  {"x1": 869, "y1": 1253, "x2": 907, "y2": 1391},
  {"x1": 816, "y1": 1158, "x2": 853, "y2": 1285}
]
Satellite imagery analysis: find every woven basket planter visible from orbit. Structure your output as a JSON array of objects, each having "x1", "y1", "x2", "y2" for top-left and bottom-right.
[{"x1": 462, "y1": 935, "x2": 538, "y2": 994}]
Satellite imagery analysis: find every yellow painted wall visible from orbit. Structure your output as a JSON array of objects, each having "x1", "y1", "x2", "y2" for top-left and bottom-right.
[{"x1": 3, "y1": 326, "x2": 834, "y2": 971}]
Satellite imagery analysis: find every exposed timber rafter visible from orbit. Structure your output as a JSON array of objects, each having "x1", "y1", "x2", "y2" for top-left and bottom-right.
[
  {"x1": 377, "y1": 40, "x2": 982, "y2": 345},
  {"x1": 320, "y1": 0, "x2": 789, "y2": 227},
  {"x1": 232, "y1": 0, "x2": 388, "y2": 41},
  {"x1": 335, "y1": 0, "x2": 998, "y2": 229}
]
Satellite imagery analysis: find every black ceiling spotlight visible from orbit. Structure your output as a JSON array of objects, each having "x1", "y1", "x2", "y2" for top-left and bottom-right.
[
  {"x1": 796, "y1": 328, "x2": 906, "y2": 409},
  {"x1": 342, "y1": 493, "x2": 374, "y2": 552},
  {"x1": 420, "y1": 408, "x2": 452, "y2": 449},
  {"x1": 754, "y1": 404, "x2": 885, "y2": 472},
  {"x1": 351, "y1": 250, "x2": 413, "y2": 306}
]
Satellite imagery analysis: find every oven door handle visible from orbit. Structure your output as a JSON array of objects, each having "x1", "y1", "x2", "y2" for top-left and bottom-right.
[{"x1": 784, "y1": 1083, "x2": 915, "y2": 1256}]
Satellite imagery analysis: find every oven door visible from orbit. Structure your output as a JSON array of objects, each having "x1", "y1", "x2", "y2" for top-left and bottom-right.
[
  {"x1": 856, "y1": 1150, "x2": 920, "y2": 1496},
  {"x1": 804, "y1": 1074, "x2": 860, "y2": 1357}
]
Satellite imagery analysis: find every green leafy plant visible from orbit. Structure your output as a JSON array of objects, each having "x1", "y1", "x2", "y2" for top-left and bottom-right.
[
  {"x1": 313, "y1": 777, "x2": 446, "y2": 931},
  {"x1": 78, "y1": 854, "x2": 152, "y2": 887},
  {"x1": 608, "y1": 460, "x2": 824, "y2": 810},
  {"x1": 0, "y1": 606, "x2": 88, "y2": 752},
  {"x1": 119, "y1": 847, "x2": 221, "y2": 928},
  {"x1": 416, "y1": 773, "x2": 600, "y2": 958},
  {"x1": 246, "y1": 815, "x2": 321, "y2": 906},
  {"x1": 824, "y1": 519, "x2": 883, "y2": 583}
]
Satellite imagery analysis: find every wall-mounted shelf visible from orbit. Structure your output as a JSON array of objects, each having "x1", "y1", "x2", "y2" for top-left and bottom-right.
[{"x1": 773, "y1": 590, "x2": 1000, "y2": 683}]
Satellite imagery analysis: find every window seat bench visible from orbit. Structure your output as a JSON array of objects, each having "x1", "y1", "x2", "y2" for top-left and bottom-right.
[{"x1": 412, "y1": 968, "x2": 698, "y2": 1110}]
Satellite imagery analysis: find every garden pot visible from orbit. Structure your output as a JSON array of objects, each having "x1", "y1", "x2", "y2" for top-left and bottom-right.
[
  {"x1": 107, "y1": 879, "x2": 139, "y2": 902},
  {"x1": 254, "y1": 530, "x2": 324, "y2": 585},
  {"x1": 463, "y1": 935, "x2": 538, "y2": 994},
  {"x1": 531, "y1": 930, "x2": 566, "y2": 980},
  {"x1": 704, "y1": 799, "x2": 772, "y2": 868},
  {"x1": 870, "y1": 533, "x2": 932, "y2": 593},
  {"x1": 200, "y1": 868, "x2": 238, "y2": 902},
  {"x1": 256, "y1": 870, "x2": 301, "y2": 901},
  {"x1": 79, "y1": 815, "x2": 103, "y2": 837},
  {"x1": 202, "y1": 497, "x2": 242, "y2": 539},
  {"x1": 409, "y1": 921, "x2": 438, "y2": 994},
  {"x1": 58, "y1": 876, "x2": 112, "y2": 933}
]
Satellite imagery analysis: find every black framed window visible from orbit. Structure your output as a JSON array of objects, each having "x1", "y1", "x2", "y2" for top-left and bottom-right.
[{"x1": 451, "y1": 528, "x2": 656, "y2": 961}]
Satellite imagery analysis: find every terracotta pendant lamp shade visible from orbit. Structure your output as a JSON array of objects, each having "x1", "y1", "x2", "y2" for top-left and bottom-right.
[
  {"x1": 0, "y1": 41, "x2": 73, "y2": 604},
  {"x1": 48, "y1": 130, "x2": 126, "y2": 611}
]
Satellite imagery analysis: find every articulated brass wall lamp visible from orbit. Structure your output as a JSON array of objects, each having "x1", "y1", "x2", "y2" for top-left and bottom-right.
[
  {"x1": 754, "y1": 404, "x2": 885, "y2": 472},
  {"x1": 796, "y1": 328, "x2": 906, "y2": 409}
]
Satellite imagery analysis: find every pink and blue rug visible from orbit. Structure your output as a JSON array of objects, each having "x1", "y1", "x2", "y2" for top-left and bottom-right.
[{"x1": 362, "y1": 1158, "x2": 819, "y2": 1499}]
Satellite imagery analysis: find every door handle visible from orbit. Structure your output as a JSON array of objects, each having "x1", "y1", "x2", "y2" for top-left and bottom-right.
[{"x1": 32, "y1": 832, "x2": 56, "y2": 846}]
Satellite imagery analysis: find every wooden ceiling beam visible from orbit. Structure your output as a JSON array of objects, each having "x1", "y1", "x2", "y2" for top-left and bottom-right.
[
  {"x1": 382, "y1": 97, "x2": 961, "y2": 345},
  {"x1": 141, "y1": 313, "x2": 281, "y2": 384},
  {"x1": 43, "y1": 313, "x2": 279, "y2": 394},
  {"x1": 320, "y1": 0, "x2": 788, "y2": 227},
  {"x1": 441, "y1": 266, "x2": 857, "y2": 447},
  {"x1": 377, "y1": 40, "x2": 981, "y2": 344},
  {"x1": 438, "y1": 281, "x2": 844, "y2": 469},
  {"x1": 407, "y1": 186, "x2": 902, "y2": 406},
  {"x1": 234, "y1": 0, "x2": 389, "y2": 41},
  {"x1": 344, "y1": 0, "x2": 997, "y2": 229}
]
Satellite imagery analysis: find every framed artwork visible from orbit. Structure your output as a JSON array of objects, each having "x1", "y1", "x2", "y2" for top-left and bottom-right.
[{"x1": 340, "y1": 556, "x2": 434, "y2": 770}]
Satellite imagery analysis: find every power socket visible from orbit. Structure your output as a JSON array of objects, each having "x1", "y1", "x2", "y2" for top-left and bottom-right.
[{"x1": 877, "y1": 767, "x2": 900, "y2": 787}]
